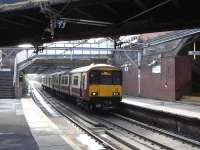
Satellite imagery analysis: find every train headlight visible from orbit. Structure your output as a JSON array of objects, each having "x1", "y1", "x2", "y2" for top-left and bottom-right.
[
  {"x1": 91, "y1": 92, "x2": 98, "y2": 96},
  {"x1": 113, "y1": 92, "x2": 120, "y2": 96}
]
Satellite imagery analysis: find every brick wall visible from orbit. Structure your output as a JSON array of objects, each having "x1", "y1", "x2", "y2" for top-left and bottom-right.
[
  {"x1": 175, "y1": 56, "x2": 192, "y2": 99},
  {"x1": 122, "y1": 56, "x2": 192, "y2": 100},
  {"x1": 123, "y1": 65, "x2": 138, "y2": 96},
  {"x1": 140, "y1": 56, "x2": 176, "y2": 100}
]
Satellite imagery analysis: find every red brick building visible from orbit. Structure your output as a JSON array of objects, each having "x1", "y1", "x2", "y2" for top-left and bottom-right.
[{"x1": 115, "y1": 29, "x2": 200, "y2": 100}]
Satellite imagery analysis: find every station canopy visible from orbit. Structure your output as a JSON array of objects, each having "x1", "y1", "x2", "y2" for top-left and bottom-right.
[{"x1": 0, "y1": 0, "x2": 200, "y2": 47}]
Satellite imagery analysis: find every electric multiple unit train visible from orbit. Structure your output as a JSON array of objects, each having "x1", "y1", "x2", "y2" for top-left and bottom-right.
[{"x1": 41, "y1": 64, "x2": 122, "y2": 110}]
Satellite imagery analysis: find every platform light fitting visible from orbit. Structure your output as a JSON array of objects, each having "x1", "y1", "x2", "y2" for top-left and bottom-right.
[
  {"x1": 148, "y1": 59, "x2": 158, "y2": 67},
  {"x1": 18, "y1": 44, "x2": 33, "y2": 48}
]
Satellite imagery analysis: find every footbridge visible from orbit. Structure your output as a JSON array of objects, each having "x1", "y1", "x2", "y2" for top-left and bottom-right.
[
  {"x1": 13, "y1": 46, "x2": 141, "y2": 97},
  {"x1": 16, "y1": 47, "x2": 113, "y2": 74},
  {"x1": 14, "y1": 47, "x2": 113, "y2": 97}
]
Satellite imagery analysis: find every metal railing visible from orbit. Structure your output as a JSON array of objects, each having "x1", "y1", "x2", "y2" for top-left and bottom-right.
[{"x1": 15, "y1": 47, "x2": 113, "y2": 64}]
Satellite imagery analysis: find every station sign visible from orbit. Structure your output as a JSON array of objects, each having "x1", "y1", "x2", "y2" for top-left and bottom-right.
[
  {"x1": 188, "y1": 51, "x2": 200, "y2": 55},
  {"x1": 0, "y1": 68, "x2": 11, "y2": 72},
  {"x1": 124, "y1": 66, "x2": 129, "y2": 72},
  {"x1": 152, "y1": 65, "x2": 161, "y2": 74}
]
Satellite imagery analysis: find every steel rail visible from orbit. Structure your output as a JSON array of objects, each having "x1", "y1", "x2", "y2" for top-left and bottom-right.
[
  {"x1": 98, "y1": 117, "x2": 174, "y2": 150},
  {"x1": 41, "y1": 90, "x2": 101, "y2": 127},
  {"x1": 111, "y1": 112, "x2": 200, "y2": 148},
  {"x1": 36, "y1": 87, "x2": 155, "y2": 150},
  {"x1": 33, "y1": 87, "x2": 118, "y2": 150},
  {"x1": 37, "y1": 87, "x2": 172, "y2": 149}
]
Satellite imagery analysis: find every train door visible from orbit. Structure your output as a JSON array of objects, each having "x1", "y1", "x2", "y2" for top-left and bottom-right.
[
  {"x1": 52, "y1": 76, "x2": 54, "y2": 89},
  {"x1": 59, "y1": 74, "x2": 61, "y2": 92},
  {"x1": 80, "y1": 73, "x2": 85, "y2": 97},
  {"x1": 69, "y1": 74, "x2": 72, "y2": 95}
]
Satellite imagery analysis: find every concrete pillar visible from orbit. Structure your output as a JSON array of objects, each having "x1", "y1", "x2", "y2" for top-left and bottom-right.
[
  {"x1": 14, "y1": 69, "x2": 26, "y2": 98},
  {"x1": 0, "y1": 50, "x2": 2, "y2": 68},
  {"x1": 15, "y1": 70, "x2": 22, "y2": 98}
]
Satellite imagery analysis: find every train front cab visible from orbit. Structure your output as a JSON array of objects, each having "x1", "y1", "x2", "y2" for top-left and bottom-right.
[{"x1": 88, "y1": 68, "x2": 122, "y2": 110}]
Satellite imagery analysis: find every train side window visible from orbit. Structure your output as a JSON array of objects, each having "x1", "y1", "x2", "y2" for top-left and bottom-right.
[
  {"x1": 65, "y1": 76, "x2": 68, "y2": 85},
  {"x1": 90, "y1": 71, "x2": 99, "y2": 84},
  {"x1": 67, "y1": 76, "x2": 69, "y2": 84},
  {"x1": 70, "y1": 76, "x2": 72, "y2": 84},
  {"x1": 73, "y1": 76, "x2": 78, "y2": 85},
  {"x1": 112, "y1": 71, "x2": 122, "y2": 84},
  {"x1": 55, "y1": 77, "x2": 57, "y2": 83},
  {"x1": 58, "y1": 77, "x2": 60, "y2": 83},
  {"x1": 61, "y1": 77, "x2": 63, "y2": 84}
]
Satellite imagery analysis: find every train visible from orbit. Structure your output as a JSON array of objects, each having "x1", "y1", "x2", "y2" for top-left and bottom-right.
[{"x1": 41, "y1": 64, "x2": 122, "y2": 111}]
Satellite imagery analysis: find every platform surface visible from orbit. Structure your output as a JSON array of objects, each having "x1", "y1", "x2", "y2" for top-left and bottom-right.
[
  {"x1": 122, "y1": 96, "x2": 200, "y2": 120},
  {"x1": 0, "y1": 98, "x2": 39, "y2": 150},
  {"x1": 0, "y1": 96, "x2": 105, "y2": 150}
]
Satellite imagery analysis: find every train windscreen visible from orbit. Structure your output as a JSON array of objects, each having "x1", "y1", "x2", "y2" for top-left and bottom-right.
[
  {"x1": 112, "y1": 71, "x2": 122, "y2": 84},
  {"x1": 90, "y1": 70, "x2": 99, "y2": 84},
  {"x1": 100, "y1": 71, "x2": 112, "y2": 84},
  {"x1": 89, "y1": 70, "x2": 122, "y2": 85}
]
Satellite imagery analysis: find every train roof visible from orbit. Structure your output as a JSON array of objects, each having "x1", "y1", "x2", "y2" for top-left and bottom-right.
[
  {"x1": 45, "y1": 64, "x2": 120, "y2": 76},
  {"x1": 70, "y1": 64, "x2": 120, "y2": 74},
  {"x1": 50, "y1": 70, "x2": 69, "y2": 76}
]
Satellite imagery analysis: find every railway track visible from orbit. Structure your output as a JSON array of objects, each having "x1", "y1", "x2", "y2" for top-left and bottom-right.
[
  {"x1": 97, "y1": 113, "x2": 200, "y2": 150},
  {"x1": 33, "y1": 85, "x2": 200, "y2": 150},
  {"x1": 111, "y1": 112, "x2": 200, "y2": 148},
  {"x1": 33, "y1": 87, "x2": 135, "y2": 150}
]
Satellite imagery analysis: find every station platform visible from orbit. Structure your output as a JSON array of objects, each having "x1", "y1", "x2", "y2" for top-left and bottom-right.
[
  {"x1": 122, "y1": 96, "x2": 200, "y2": 120},
  {"x1": 0, "y1": 98, "x2": 39, "y2": 150},
  {"x1": 0, "y1": 96, "x2": 104, "y2": 150}
]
